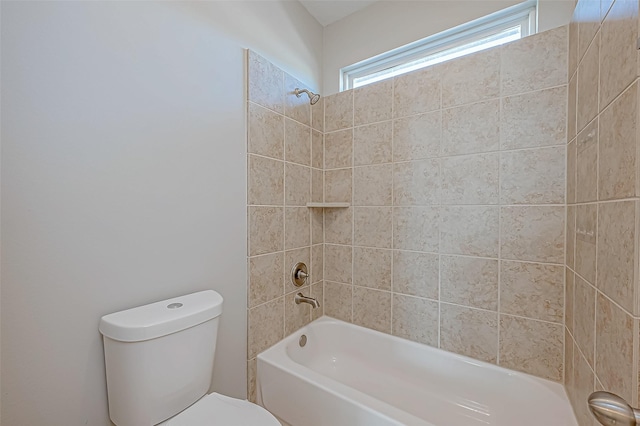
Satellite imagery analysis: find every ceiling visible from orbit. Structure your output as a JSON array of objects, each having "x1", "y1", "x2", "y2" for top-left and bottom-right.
[{"x1": 299, "y1": 0, "x2": 379, "y2": 26}]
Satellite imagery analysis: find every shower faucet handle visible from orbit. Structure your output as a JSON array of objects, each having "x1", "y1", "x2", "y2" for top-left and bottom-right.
[{"x1": 291, "y1": 262, "x2": 309, "y2": 287}]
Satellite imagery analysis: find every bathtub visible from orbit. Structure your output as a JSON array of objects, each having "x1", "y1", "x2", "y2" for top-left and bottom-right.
[{"x1": 257, "y1": 317, "x2": 578, "y2": 426}]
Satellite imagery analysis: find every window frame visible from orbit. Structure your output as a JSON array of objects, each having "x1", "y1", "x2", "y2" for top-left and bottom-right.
[{"x1": 340, "y1": 0, "x2": 538, "y2": 91}]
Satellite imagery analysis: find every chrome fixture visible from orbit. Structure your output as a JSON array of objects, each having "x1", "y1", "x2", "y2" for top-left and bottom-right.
[
  {"x1": 294, "y1": 88, "x2": 321, "y2": 105},
  {"x1": 294, "y1": 293, "x2": 319, "y2": 309},
  {"x1": 299, "y1": 334, "x2": 307, "y2": 347},
  {"x1": 589, "y1": 391, "x2": 640, "y2": 426},
  {"x1": 291, "y1": 262, "x2": 309, "y2": 287}
]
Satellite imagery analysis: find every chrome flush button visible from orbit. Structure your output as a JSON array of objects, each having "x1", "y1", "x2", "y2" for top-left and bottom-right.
[{"x1": 167, "y1": 303, "x2": 183, "y2": 309}]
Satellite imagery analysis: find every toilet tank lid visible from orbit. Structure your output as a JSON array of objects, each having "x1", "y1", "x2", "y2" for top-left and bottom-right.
[{"x1": 99, "y1": 290, "x2": 223, "y2": 342}]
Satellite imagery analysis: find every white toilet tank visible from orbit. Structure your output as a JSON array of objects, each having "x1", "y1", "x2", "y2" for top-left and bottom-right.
[{"x1": 99, "y1": 290, "x2": 224, "y2": 426}]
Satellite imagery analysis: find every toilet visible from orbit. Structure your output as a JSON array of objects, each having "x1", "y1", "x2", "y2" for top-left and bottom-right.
[{"x1": 99, "y1": 290, "x2": 280, "y2": 426}]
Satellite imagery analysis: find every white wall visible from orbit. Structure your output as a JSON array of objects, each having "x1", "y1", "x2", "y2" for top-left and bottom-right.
[
  {"x1": 323, "y1": 0, "x2": 575, "y2": 94},
  {"x1": 0, "y1": 1, "x2": 322, "y2": 425}
]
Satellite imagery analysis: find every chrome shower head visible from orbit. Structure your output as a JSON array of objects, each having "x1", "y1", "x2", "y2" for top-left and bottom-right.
[{"x1": 294, "y1": 88, "x2": 321, "y2": 105}]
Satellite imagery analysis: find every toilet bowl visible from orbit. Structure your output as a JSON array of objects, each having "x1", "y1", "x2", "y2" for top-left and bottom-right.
[
  {"x1": 160, "y1": 393, "x2": 280, "y2": 425},
  {"x1": 99, "y1": 290, "x2": 279, "y2": 426}
]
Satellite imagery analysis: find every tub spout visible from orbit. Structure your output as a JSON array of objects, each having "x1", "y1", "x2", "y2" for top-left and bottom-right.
[{"x1": 295, "y1": 293, "x2": 320, "y2": 309}]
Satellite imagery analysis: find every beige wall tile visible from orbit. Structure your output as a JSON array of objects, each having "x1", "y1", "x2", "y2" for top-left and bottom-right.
[
  {"x1": 577, "y1": 32, "x2": 599, "y2": 132},
  {"x1": 393, "y1": 112, "x2": 441, "y2": 161},
  {"x1": 285, "y1": 291, "x2": 311, "y2": 336},
  {"x1": 285, "y1": 163, "x2": 310, "y2": 206},
  {"x1": 311, "y1": 209, "x2": 323, "y2": 244},
  {"x1": 353, "y1": 287, "x2": 391, "y2": 333},
  {"x1": 285, "y1": 118, "x2": 311, "y2": 166},
  {"x1": 501, "y1": 86, "x2": 567, "y2": 150},
  {"x1": 596, "y1": 293, "x2": 634, "y2": 402},
  {"x1": 565, "y1": 329, "x2": 574, "y2": 388},
  {"x1": 354, "y1": 122, "x2": 392, "y2": 166},
  {"x1": 598, "y1": 82, "x2": 637, "y2": 200},
  {"x1": 353, "y1": 164, "x2": 393, "y2": 206},
  {"x1": 567, "y1": 205, "x2": 576, "y2": 269},
  {"x1": 393, "y1": 250, "x2": 439, "y2": 299},
  {"x1": 567, "y1": 139, "x2": 577, "y2": 204},
  {"x1": 392, "y1": 294, "x2": 439, "y2": 346},
  {"x1": 284, "y1": 73, "x2": 310, "y2": 126},
  {"x1": 500, "y1": 261, "x2": 564, "y2": 323},
  {"x1": 501, "y1": 206, "x2": 565, "y2": 264},
  {"x1": 393, "y1": 207, "x2": 440, "y2": 252},
  {"x1": 441, "y1": 48, "x2": 500, "y2": 108},
  {"x1": 247, "y1": 358, "x2": 257, "y2": 403},
  {"x1": 354, "y1": 79, "x2": 393, "y2": 126},
  {"x1": 599, "y1": 0, "x2": 639, "y2": 110},
  {"x1": 440, "y1": 206, "x2": 499, "y2": 257},
  {"x1": 572, "y1": 347, "x2": 597, "y2": 426},
  {"x1": 568, "y1": 75, "x2": 577, "y2": 141},
  {"x1": 569, "y1": 21, "x2": 578, "y2": 78},
  {"x1": 312, "y1": 130, "x2": 323, "y2": 169},
  {"x1": 249, "y1": 206, "x2": 283, "y2": 256},
  {"x1": 576, "y1": 0, "x2": 600, "y2": 61},
  {"x1": 440, "y1": 303, "x2": 498, "y2": 363},
  {"x1": 324, "y1": 281, "x2": 352, "y2": 322},
  {"x1": 325, "y1": 168, "x2": 352, "y2": 203},
  {"x1": 353, "y1": 247, "x2": 392, "y2": 291},
  {"x1": 574, "y1": 275, "x2": 596, "y2": 367},
  {"x1": 248, "y1": 103, "x2": 284, "y2": 160},
  {"x1": 248, "y1": 252, "x2": 284, "y2": 308},
  {"x1": 566, "y1": 268, "x2": 575, "y2": 334},
  {"x1": 500, "y1": 146, "x2": 565, "y2": 204},
  {"x1": 499, "y1": 315, "x2": 563, "y2": 382},
  {"x1": 442, "y1": 99, "x2": 500, "y2": 156},
  {"x1": 576, "y1": 119, "x2": 598, "y2": 203},
  {"x1": 393, "y1": 66, "x2": 441, "y2": 118},
  {"x1": 248, "y1": 155, "x2": 284, "y2": 206},
  {"x1": 394, "y1": 159, "x2": 440, "y2": 206},
  {"x1": 354, "y1": 207, "x2": 393, "y2": 248},
  {"x1": 441, "y1": 153, "x2": 499, "y2": 205},
  {"x1": 441, "y1": 255, "x2": 498, "y2": 311},
  {"x1": 248, "y1": 50, "x2": 284, "y2": 113},
  {"x1": 324, "y1": 244, "x2": 352, "y2": 284},
  {"x1": 311, "y1": 96, "x2": 324, "y2": 132},
  {"x1": 311, "y1": 168, "x2": 323, "y2": 203},
  {"x1": 575, "y1": 203, "x2": 597, "y2": 285},
  {"x1": 248, "y1": 297, "x2": 284, "y2": 358},
  {"x1": 324, "y1": 207, "x2": 353, "y2": 245},
  {"x1": 324, "y1": 129, "x2": 352, "y2": 169},
  {"x1": 311, "y1": 244, "x2": 323, "y2": 284},
  {"x1": 501, "y1": 26, "x2": 568, "y2": 96},
  {"x1": 325, "y1": 90, "x2": 353, "y2": 132},
  {"x1": 285, "y1": 207, "x2": 310, "y2": 250},
  {"x1": 597, "y1": 200, "x2": 636, "y2": 313},
  {"x1": 284, "y1": 247, "x2": 311, "y2": 294}
]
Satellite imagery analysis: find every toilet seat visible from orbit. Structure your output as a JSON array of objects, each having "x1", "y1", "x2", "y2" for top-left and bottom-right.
[{"x1": 160, "y1": 392, "x2": 280, "y2": 425}]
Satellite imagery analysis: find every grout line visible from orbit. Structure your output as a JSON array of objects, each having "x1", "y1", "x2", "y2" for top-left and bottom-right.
[
  {"x1": 497, "y1": 88, "x2": 503, "y2": 365},
  {"x1": 323, "y1": 143, "x2": 569, "y2": 170},
  {"x1": 390, "y1": 77, "x2": 395, "y2": 336}
]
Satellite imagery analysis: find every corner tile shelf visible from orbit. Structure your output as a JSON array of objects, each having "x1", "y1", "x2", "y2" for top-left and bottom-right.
[{"x1": 306, "y1": 202, "x2": 350, "y2": 208}]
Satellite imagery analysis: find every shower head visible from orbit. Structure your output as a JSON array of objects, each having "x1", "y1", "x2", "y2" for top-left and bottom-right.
[{"x1": 294, "y1": 88, "x2": 321, "y2": 105}]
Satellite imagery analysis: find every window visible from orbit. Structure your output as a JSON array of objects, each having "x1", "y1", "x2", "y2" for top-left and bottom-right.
[{"x1": 341, "y1": 1, "x2": 537, "y2": 91}]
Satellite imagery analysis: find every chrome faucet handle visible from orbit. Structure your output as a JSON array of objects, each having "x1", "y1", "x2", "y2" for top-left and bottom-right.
[
  {"x1": 589, "y1": 391, "x2": 640, "y2": 426},
  {"x1": 291, "y1": 262, "x2": 309, "y2": 287}
]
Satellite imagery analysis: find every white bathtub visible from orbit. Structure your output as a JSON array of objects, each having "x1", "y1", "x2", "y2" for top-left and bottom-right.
[{"x1": 257, "y1": 317, "x2": 578, "y2": 426}]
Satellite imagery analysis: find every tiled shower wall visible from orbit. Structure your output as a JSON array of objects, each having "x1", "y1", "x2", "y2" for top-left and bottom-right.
[
  {"x1": 245, "y1": 51, "x2": 325, "y2": 402},
  {"x1": 321, "y1": 26, "x2": 568, "y2": 382},
  {"x1": 564, "y1": 0, "x2": 640, "y2": 424}
]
